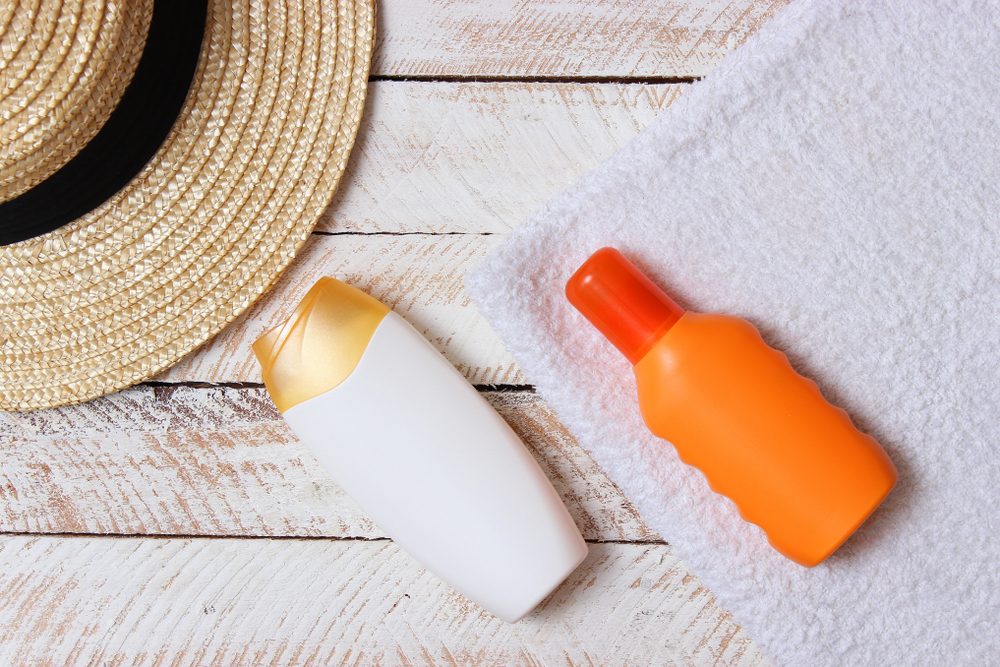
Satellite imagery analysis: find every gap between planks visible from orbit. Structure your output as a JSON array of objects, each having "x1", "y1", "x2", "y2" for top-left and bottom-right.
[
  {"x1": 142, "y1": 380, "x2": 536, "y2": 393},
  {"x1": 313, "y1": 230, "x2": 497, "y2": 236},
  {"x1": 369, "y1": 74, "x2": 700, "y2": 85},
  {"x1": 0, "y1": 531, "x2": 668, "y2": 546}
]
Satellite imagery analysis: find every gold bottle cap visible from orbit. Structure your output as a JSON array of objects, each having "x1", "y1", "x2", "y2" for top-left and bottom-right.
[{"x1": 253, "y1": 277, "x2": 389, "y2": 412}]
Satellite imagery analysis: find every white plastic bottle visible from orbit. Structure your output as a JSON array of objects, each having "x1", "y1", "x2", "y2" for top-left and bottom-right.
[{"x1": 253, "y1": 277, "x2": 588, "y2": 622}]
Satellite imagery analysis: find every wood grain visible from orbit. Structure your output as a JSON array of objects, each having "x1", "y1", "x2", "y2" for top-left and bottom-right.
[
  {"x1": 0, "y1": 386, "x2": 655, "y2": 542},
  {"x1": 375, "y1": 0, "x2": 790, "y2": 79},
  {"x1": 160, "y1": 234, "x2": 521, "y2": 385},
  {"x1": 0, "y1": 536, "x2": 767, "y2": 666},
  {"x1": 0, "y1": 4, "x2": 791, "y2": 660},
  {"x1": 166, "y1": 81, "x2": 688, "y2": 384},
  {"x1": 324, "y1": 81, "x2": 682, "y2": 234}
]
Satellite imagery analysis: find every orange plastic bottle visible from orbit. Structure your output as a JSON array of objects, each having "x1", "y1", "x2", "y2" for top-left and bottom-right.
[{"x1": 566, "y1": 248, "x2": 897, "y2": 566}]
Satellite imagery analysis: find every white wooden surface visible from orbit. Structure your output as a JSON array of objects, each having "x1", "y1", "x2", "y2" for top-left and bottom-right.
[
  {"x1": 1, "y1": 1, "x2": 788, "y2": 664},
  {"x1": 162, "y1": 234, "x2": 520, "y2": 385},
  {"x1": 374, "y1": 0, "x2": 785, "y2": 78},
  {"x1": 321, "y1": 82, "x2": 682, "y2": 233},
  {"x1": 0, "y1": 538, "x2": 760, "y2": 666},
  {"x1": 0, "y1": 387, "x2": 654, "y2": 541}
]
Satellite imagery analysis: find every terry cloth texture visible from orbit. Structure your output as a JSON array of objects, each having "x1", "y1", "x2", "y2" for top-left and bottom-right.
[{"x1": 466, "y1": 2, "x2": 1000, "y2": 665}]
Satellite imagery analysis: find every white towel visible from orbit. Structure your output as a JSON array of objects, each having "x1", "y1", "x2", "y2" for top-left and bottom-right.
[{"x1": 466, "y1": 1, "x2": 1000, "y2": 664}]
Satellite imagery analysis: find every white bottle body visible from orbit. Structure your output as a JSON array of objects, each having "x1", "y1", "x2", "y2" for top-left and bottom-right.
[{"x1": 282, "y1": 312, "x2": 588, "y2": 622}]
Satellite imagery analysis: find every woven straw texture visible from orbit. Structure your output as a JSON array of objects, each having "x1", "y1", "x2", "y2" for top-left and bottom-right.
[
  {"x1": 0, "y1": 0, "x2": 376, "y2": 411},
  {"x1": 0, "y1": 0, "x2": 153, "y2": 201}
]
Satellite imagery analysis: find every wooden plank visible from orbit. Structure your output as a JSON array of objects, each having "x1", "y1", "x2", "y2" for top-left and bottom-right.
[
  {"x1": 169, "y1": 81, "x2": 690, "y2": 383},
  {"x1": 375, "y1": 0, "x2": 789, "y2": 79},
  {"x1": 160, "y1": 233, "x2": 521, "y2": 385},
  {"x1": 0, "y1": 386, "x2": 655, "y2": 542},
  {"x1": 323, "y1": 81, "x2": 682, "y2": 234},
  {"x1": 0, "y1": 536, "x2": 766, "y2": 666}
]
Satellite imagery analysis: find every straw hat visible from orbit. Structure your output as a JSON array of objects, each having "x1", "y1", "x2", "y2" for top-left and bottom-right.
[{"x1": 0, "y1": 0, "x2": 375, "y2": 411}]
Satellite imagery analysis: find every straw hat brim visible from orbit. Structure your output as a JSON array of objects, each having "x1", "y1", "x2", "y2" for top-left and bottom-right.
[{"x1": 0, "y1": 0, "x2": 376, "y2": 411}]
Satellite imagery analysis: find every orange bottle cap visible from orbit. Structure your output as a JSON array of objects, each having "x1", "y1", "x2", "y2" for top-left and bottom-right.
[{"x1": 566, "y1": 247, "x2": 684, "y2": 364}]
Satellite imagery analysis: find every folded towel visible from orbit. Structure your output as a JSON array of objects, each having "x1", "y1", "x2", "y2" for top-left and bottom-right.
[{"x1": 466, "y1": 1, "x2": 1000, "y2": 664}]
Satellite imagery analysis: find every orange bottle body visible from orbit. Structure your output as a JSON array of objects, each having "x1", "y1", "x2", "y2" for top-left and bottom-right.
[
  {"x1": 635, "y1": 312, "x2": 897, "y2": 566},
  {"x1": 566, "y1": 247, "x2": 897, "y2": 567}
]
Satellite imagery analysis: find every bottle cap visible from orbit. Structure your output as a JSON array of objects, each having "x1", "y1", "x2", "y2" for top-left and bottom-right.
[
  {"x1": 253, "y1": 277, "x2": 389, "y2": 412},
  {"x1": 566, "y1": 247, "x2": 684, "y2": 364}
]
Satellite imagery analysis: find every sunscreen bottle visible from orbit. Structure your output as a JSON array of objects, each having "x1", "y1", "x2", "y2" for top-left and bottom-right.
[
  {"x1": 254, "y1": 277, "x2": 587, "y2": 621},
  {"x1": 566, "y1": 248, "x2": 896, "y2": 567}
]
